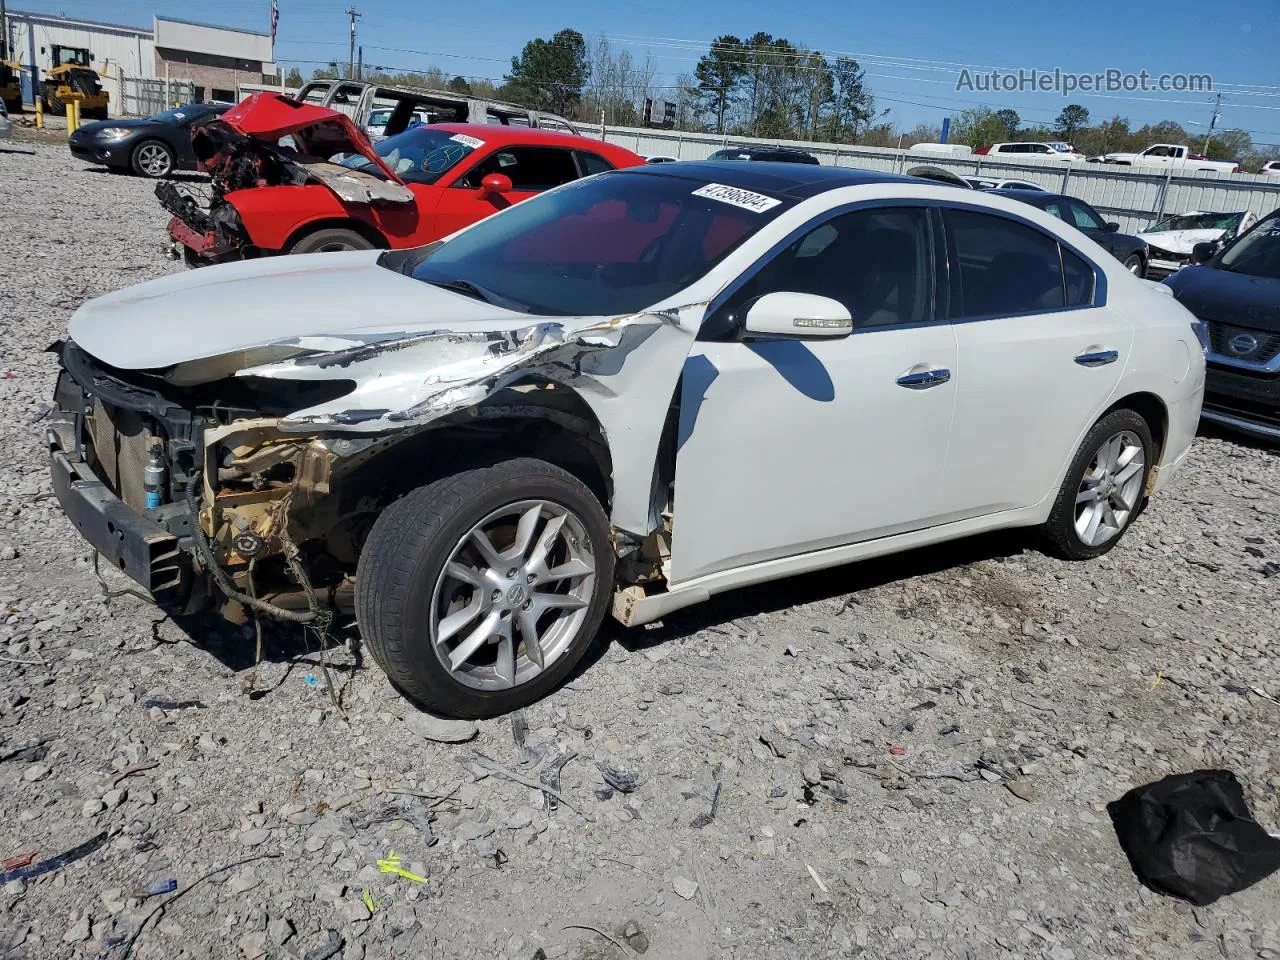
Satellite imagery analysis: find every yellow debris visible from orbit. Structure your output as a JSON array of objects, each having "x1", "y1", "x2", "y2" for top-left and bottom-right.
[{"x1": 376, "y1": 852, "x2": 427, "y2": 884}]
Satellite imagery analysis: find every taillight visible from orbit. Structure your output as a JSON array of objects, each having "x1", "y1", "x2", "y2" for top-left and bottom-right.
[{"x1": 1190, "y1": 320, "x2": 1210, "y2": 354}]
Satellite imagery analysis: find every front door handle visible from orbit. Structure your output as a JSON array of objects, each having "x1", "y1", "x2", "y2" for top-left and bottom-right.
[
  {"x1": 896, "y1": 368, "x2": 952, "y2": 389},
  {"x1": 1075, "y1": 349, "x2": 1119, "y2": 367}
]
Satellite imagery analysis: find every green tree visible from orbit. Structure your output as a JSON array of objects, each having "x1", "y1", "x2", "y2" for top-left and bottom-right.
[
  {"x1": 284, "y1": 67, "x2": 304, "y2": 88},
  {"x1": 824, "y1": 57, "x2": 875, "y2": 141},
  {"x1": 904, "y1": 122, "x2": 942, "y2": 146},
  {"x1": 954, "y1": 107, "x2": 1008, "y2": 148},
  {"x1": 1054, "y1": 104, "x2": 1090, "y2": 142},
  {"x1": 995, "y1": 108, "x2": 1020, "y2": 138},
  {"x1": 695, "y1": 34, "x2": 746, "y2": 134},
  {"x1": 1206, "y1": 128, "x2": 1251, "y2": 160},
  {"x1": 503, "y1": 28, "x2": 589, "y2": 115},
  {"x1": 311, "y1": 63, "x2": 340, "y2": 80},
  {"x1": 447, "y1": 75, "x2": 472, "y2": 95}
]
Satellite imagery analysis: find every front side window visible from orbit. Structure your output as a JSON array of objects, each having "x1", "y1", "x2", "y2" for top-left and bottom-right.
[
  {"x1": 730, "y1": 207, "x2": 933, "y2": 329},
  {"x1": 946, "y1": 208, "x2": 1065, "y2": 318},
  {"x1": 456, "y1": 147, "x2": 579, "y2": 191}
]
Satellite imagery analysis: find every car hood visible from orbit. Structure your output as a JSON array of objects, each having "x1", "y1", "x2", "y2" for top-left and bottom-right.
[
  {"x1": 68, "y1": 250, "x2": 536, "y2": 370},
  {"x1": 1164, "y1": 264, "x2": 1280, "y2": 331},
  {"x1": 1138, "y1": 228, "x2": 1226, "y2": 254}
]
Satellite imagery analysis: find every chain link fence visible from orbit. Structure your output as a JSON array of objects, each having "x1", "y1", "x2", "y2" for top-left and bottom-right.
[{"x1": 120, "y1": 78, "x2": 197, "y2": 118}]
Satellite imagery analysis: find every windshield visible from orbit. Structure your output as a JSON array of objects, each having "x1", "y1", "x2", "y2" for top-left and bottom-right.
[
  {"x1": 368, "y1": 109, "x2": 392, "y2": 126},
  {"x1": 1147, "y1": 212, "x2": 1243, "y2": 234},
  {"x1": 152, "y1": 105, "x2": 205, "y2": 124},
  {"x1": 396, "y1": 171, "x2": 791, "y2": 316},
  {"x1": 708, "y1": 149, "x2": 751, "y2": 161},
  {"x1": 343, "y1": 126, "x2": 482, "y2": 184},
  {"x1": 1218, "y1": 214, "x2": 1280, "y2": 280}
]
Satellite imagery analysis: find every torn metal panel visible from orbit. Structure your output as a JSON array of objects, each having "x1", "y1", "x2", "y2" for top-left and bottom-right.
[{"x1": 298, "y1": 161, "x2": 414, "y2": 204}]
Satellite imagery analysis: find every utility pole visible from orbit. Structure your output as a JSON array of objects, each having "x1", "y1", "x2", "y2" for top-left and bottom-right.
[
  {"x1": 356, "y1": 45, "x2": 362, "y2": 82},
  {"x1": 345, "y1": 6, "x2": 360, "y2": 80},
  {"x1": 1202, "y1": 92, "x2": 1222, "y2": 156},
  {"x1": 1, "y1": 0, "x2": 9, "y2": 62}
]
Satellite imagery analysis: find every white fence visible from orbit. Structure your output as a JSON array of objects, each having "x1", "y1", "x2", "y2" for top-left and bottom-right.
[{"x1": 597, "y1": 125, "x2": 1280, "y2": 234}]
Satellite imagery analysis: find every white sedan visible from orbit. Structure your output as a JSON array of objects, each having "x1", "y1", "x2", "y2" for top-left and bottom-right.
[{"x1": 52, "y1": 163, "x2": 1206, "y2": 717}]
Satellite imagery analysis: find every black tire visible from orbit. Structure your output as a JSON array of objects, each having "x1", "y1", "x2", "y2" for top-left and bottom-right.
[
  {"x1": 1041, "y1": 408, "x2": 1154, "y2": 560},
  {"x1": 130, "y1": 139, "x2": 174, "y2": 178},
  {"x1": 43, "y1": 95, "x2": 65, "y2": 116},
  {"x1": 1123, "y1": 253, "x2": 1145, "y2": 278},
  {"x1": 356, "y1": 458, "x2": 615, "y2": 718},
  {"x1": 289, "y1": 228, "x2": 376, "y2": 255}
]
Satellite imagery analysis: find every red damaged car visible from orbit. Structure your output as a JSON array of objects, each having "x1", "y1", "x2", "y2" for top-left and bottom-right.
[{"x1": 159, "y1": 92, "x2": 645, "y2": 264}]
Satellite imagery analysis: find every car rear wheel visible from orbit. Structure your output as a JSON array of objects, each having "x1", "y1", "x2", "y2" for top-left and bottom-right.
[
  {"x1": 290, "y1": 228, "x2": 376, "y2": 255},
  {"x1": 1123, "y1": 253, "x2": 1145, "y2": 278},
  {"x1": 1041, "y1": 409, "x2": 1153, "y2": 560},
  {"x1": 356, "y1": 459, "x2": 615, "y2": 718},
  {"x1": 131, "y1": 140, "x2": 173, "y2": 178}
]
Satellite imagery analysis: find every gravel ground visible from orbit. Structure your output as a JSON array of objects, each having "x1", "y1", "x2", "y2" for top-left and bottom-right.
[{"x1": 1, "y1": 141, "x2": 1279, "y2": 960}]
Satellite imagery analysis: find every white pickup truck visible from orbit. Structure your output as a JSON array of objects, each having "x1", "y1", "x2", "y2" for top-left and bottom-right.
[{"x1": 1092, "y1": 143, "x2": 1239, "y2": 174}]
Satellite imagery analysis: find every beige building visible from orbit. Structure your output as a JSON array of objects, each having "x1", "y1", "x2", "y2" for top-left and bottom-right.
[{"x1": 153, "y1": 16, "x2": 276, "y2": 103}]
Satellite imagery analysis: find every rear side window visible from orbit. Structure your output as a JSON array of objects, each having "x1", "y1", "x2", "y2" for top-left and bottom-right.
[
  {"x1": 946, "y1": 209, "x2": 1065, "y2": 318},
  {"x1": 576, "y1": 152, "x2": 614, "y2": 176},
  {"x1": 1062, "y1": 247, "x2": 1095, "y2": 306}
]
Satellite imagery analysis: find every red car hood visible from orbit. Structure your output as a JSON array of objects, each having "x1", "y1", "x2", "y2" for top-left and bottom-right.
[{"x1": 219, "y1": 92, "x2": 404, "y2": 185}]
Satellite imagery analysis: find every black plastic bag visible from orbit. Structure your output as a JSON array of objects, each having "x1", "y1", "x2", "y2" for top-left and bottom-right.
[{"x1": 1108, "y1": 769, "x2": 1280, "y2": 906}]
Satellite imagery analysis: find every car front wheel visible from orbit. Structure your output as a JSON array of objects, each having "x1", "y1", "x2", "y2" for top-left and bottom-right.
[
  {"x1": 1042, "y1": 408, "x2": 1153, "y2": 560},
  {"x1": 1123, "y1": 253, "x2": 1145, "y2": 277},
  {"x1": 356, "y1": 459, "x2": 615, "y2": 718},
  {"x1": 131, "y1": 140, "x2": 173, "y2": 178}
]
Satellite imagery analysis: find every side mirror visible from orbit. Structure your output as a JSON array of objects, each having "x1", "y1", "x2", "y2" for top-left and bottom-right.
[
  {"x1": 480, "y1": 173, "x2": 513, "y2": 196},
  {"x1": 1191, "y1": 241, "x2": 1219, "y2": 264},
  {"x1": 1104, "y1": 222, "x2": 1121, "y2": 233},
  {"x1": 743, "y1": 292, "x2": 852, "y2": 339}
]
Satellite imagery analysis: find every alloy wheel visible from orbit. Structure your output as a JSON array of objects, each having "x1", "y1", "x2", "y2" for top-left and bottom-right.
[
  {"x1": 429, "y1": 499, "x2": 596, "y2": 691},
  {"x1": 1074, "y1": 430, "x2": 1145, "y2": 547},
  {"x1": 137, "y1": 143, "x2": 171, "y2": 177}
]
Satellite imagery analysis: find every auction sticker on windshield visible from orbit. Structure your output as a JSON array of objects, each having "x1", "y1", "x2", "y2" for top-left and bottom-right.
[
  {"x1": 692, "y1": 183, "x2": 782, "y2": 213},
  {"x1": 449, "y1": 133, "x2": 485, "y2": 149}
]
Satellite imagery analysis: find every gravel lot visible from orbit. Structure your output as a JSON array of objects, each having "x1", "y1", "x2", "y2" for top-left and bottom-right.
[{"x1": 1, "y1": 139, "x2": 1279, "y2": 960}]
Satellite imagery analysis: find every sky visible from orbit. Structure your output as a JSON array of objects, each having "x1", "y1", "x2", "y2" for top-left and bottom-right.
[{"x1": 14, "y1": 0, "x2": 1280, "y2": 146}]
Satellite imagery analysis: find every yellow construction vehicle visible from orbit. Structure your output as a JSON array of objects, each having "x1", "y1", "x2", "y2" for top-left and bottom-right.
[
  {"x1": 1, "y1": 61, "x2": 24, "y2": 113},
  {"x1": 41, "y1": 45, "x2": 108, "y2": 120}
]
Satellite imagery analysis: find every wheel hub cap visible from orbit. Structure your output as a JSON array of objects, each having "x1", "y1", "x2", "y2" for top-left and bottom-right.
[
  {"x1": 1074, "y1": 430, "x2": 1145, "y2": 548},
  {"x1": 429, "y1": 499, "x2": 596, "y2": 691}
]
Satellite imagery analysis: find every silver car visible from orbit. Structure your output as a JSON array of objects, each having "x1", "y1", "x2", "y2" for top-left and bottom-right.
[{"x1": 0, "y1": 100, "x2": 13, "y2": 140}]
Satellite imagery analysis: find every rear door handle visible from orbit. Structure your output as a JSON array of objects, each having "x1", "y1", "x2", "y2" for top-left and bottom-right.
[
  {"x1": 896, "y1": 368, "x2": 952, "y2": 389},
  {"x1": 1074, "y1": 349, "x2": 1119, "y2": 367}
]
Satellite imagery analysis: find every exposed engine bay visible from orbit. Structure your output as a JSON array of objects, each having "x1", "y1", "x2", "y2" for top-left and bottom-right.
[{"x1": 159, "y1": 93, "x2": 413, "y2": 262}]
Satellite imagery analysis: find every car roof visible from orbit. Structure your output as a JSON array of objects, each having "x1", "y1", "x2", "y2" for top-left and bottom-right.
[
  {"x1": 618, "y1": 160, "x2": 919, "y2": 199},
  {"x1": 990, "y1": 189, "x2": 1072, "y2": 205},
  {"x1": 421, "y1": 122, "x2": 623, "y2": 152}
]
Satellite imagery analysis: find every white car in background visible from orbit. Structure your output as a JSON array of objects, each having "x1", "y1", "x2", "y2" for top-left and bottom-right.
[
  {"x1": 962, "y1": 175, "x2": 1048, "y2": 191},
  {"x1": 1138, "y1": 210, "x2": 1259, "y2": 278},
  {"x1": 364, "y1": 107, "x2": 428, "y2": 141},
  {"x1": 978, "y1": 142, "x2": 1085, "y2": 162},
  {"x1": 1259, "y1": 161, "x2": 1280, "y2": 177},
  {"x1": 50, "y1": 162, "x2": 1205, "y2": 717}
]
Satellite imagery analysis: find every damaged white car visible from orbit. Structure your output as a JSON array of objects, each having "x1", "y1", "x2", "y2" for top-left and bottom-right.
[{"x1": 50, "y1": 163, "x2": 1206, "y2": 717}]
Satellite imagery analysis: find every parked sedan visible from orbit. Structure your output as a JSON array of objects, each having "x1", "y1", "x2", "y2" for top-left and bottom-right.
[
  {"x1": 51, "y1": 162, "x2": 1203, "y2": 717},
  {"x1": 1164, "y1": 209, "x2": 1280, "y2": 440},
  {"x1": 707, "y1": 145, "x2": 820, "y2": 164},
  {"x1": 68, "y1": 103, "x2": 232, "y2": 177},
  {"x1": 163, "y1": 93, "x2": 644, "y2": 264},
  {"x1": 992, "y1": 190, "x2": 1150, "y2": 276},
  {"x1": 0, "y1": 99, "x2": 11, "y2": 140}
]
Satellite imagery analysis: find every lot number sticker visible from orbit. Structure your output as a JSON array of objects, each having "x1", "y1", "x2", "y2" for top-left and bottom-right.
[
  {"x1": 692, "y1": 183, "x2": 782, "y2": 213},
  {"x1": 449, "y1": 133, "x2": 486, "y2": 150}
]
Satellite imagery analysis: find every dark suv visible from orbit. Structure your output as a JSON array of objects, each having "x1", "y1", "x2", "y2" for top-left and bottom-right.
[
  {"x1": 707, "y1": 145, "x2": 820, "y2": 164},
  {"x1": 1164, "y1": 209, "x2": 1280, "y2": 441}
]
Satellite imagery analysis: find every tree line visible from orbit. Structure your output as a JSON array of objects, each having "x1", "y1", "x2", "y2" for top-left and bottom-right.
[{"x1": 288, "y1": 30, "x2": 1276, "y2": 170}]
